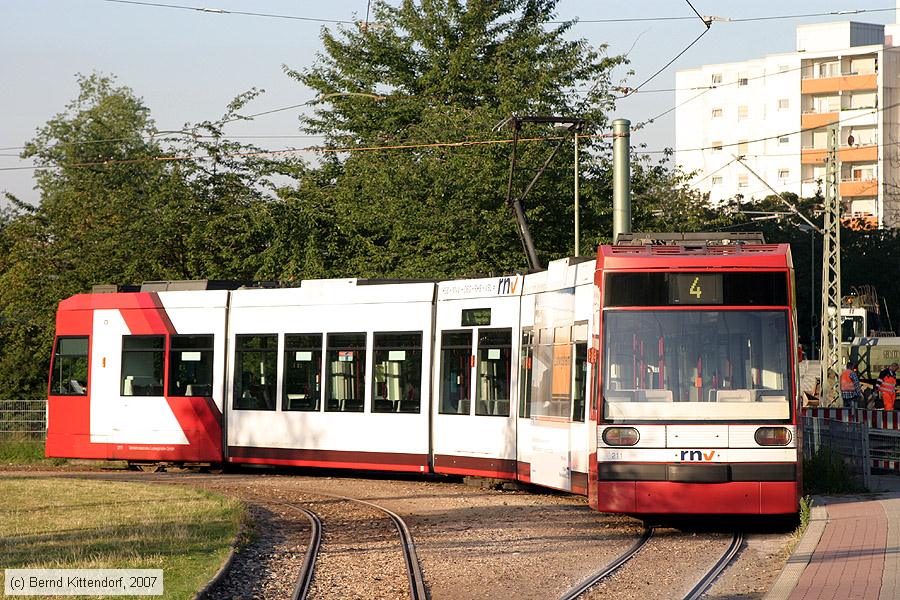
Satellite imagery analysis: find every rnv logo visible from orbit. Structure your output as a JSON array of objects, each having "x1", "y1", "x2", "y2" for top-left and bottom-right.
[{"x1": 679, "y1": 450, "x2": 716, "y2": 461}]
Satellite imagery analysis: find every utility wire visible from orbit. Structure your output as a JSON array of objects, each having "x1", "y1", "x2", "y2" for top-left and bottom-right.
[
  {"x1": 0, "y1": 133, "x2": 617, "y2": 173},
  {"x1": 99, "y1": 1, "x2": 899, "y2": 26},
  {"x1": 102, "y1": 0, "x2": 351, "y2": 23},
  {"x1": 617, "y1": 0, "x2": 711, "y2": 99}
]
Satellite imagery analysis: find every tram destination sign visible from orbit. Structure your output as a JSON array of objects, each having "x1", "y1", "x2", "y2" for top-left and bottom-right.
[
  {"x1": 461, "y1": 308, "x2": 491, "y2": 326},
  {"x1": 668, "y1": 273, "x2": 723, "y2": 305},
  {"x1": 604, "y1": 272, "x2": 788, "y2": 307}
]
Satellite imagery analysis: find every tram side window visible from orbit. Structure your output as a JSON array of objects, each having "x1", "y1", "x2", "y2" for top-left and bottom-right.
[
  {"x1": 51, "y1": 337, "x2": 89, "y2": 396},
  {"x1": 169, "y1": 335, "x2": 213, "y2": 397},
  {"x1": 121, "y1": 336, "x2": 165, "y2": 396},
  {"x1": 439, "y1": 331, "x2": 473, "y2": 415},
  {"x1": 326, "y1": 333, "x2": 367, "y2": 412},
  {"x1": 519, "y1": 330, "x2": 533, "y2": 418},
  {"x1": 234, "y1": 335, "x2": 277, "y2": 411},
  {"x1": 476, "y1": 328, "x2": 512, "y2": 416},
  {"x1": 572, "y1": 342, "x2": 587, "y2": 422},
  {"x1": 372, "y1": 332, "x2": 422, "y2": 413},
  {"x1": 284, "y1": 334, "x2": 322, "y2": 411}
]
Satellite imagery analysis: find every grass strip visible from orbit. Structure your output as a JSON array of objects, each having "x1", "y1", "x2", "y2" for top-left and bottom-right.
[{"x1": 0, "y1": 476, "x2": 243, "y2": 599}]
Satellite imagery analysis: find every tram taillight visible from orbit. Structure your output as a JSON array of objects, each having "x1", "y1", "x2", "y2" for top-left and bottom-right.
[
  {"x1": 602, "y1": 427, "x2": 640, "y2": 446},
  {"x1": 754, "y1": 427, "x2": 792, "y2": 446}
]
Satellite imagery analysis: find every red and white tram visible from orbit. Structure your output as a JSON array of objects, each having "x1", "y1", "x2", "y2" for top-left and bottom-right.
[
  {"x1": 592, "y1": 242, "x2": 801, "y2": 514},
  {"x1": 46, "y1": 239, "x2": 800, "y2": 515}
]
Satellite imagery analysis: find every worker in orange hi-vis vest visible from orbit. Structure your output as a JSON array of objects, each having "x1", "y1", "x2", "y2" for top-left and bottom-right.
[
  {"x1": 840, "y1": 362, "x2": 863, "y2": 409},
  {"x1": 882, "y1": 371, "x2": 897, "y2": 411}
]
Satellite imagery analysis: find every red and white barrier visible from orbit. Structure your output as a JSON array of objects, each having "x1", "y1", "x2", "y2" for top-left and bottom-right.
[{"x1": 802, "y1": 407, "x2": 900, "y2": 471}]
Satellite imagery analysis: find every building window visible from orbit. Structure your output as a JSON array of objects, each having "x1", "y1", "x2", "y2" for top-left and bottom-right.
[
  {"x1": 711, "y1": 73, "x2": 722, "y2": 84},
  {"x1": 738, "y1": 105, "x2": 749, "y2": 119},
  {"x1": 738, "y1": 75, "x2": 749, "y2": 86},
  {"x1": 817, "y1": 61, "x2": 839, "y2": 78},
  {"x1": 51, "y1": 337, "x2": 89, "y2": 396},
  {"x1": 372, "y1": 332, "x2": 423, "y2": 413},
  {"x1": 711, "y1": 176, "x2": 724, "y2": 186},
  {"x1": 121, "y1": 335, "x2": 165, "y2": 396},
  {"x1": 475, "y1": 328, "x2": 512, "y2": 417},
  {"x1": 711, "y1": 108, "x2": 723, "y2": 118},
  {"x1": 711, "y1": 141, "x2": 723, "y2": 152},
  {"x1": 738, "y1": 174, "x2": 749, "y2": 188},
  {"x1": 778, "y1": 136, "x2": 790, "y2": 145},
  {"x1": 234, "y1": 335, "x2": 277, "y2": 410},
  {"x1": 169, "y1": 335, "x2": 213, "y2": 397},
  {"x1": 439, "y1": 331, "x2": 473, "y2": 415},
  {"x1": 778, "y1": 98, "x2": 790, "y2": 111},
  {"x1": 283, "y1": 334, "x2": 322, "y2": 411},
  {"x1": 778, "y1": 169, "x2": 790, "y2": 180},
  {"x1": 326, "y1": 333, "x2": 367, "y2": 412},
  {"x1": 738, "y1": 140, "x2": 749, "y2": 155}
]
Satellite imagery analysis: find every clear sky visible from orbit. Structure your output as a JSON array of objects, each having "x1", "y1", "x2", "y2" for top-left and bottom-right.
[{"x1": 2, "y1": 0, "x2": 897, "y2": 203}]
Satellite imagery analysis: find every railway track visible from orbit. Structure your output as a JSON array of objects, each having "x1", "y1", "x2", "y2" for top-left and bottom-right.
[
  {"x1": 558, "y1": 528, "x2": 743, "y2": 600},
  {"x1": 558, "y1": 526, "x2": 653, "y2": 600},
  {"x1": 302, "y1": 490, "x2": 428, "y2": 600},
  {"x1": 683, "y1": 532, "x2": 744, "y2": 600},
  {"x1": 258, "y1": 488, "x2": 427, "y2": 600},
  {"x1": 274, "y1": 502, "x2": 322, "y2": 600}
]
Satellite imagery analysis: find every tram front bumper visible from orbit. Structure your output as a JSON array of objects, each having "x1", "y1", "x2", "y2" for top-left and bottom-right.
[{"x1": 596, "y1": 463, "x2": 799, "y2": 514}]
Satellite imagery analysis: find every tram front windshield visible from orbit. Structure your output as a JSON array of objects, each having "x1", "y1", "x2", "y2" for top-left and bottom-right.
[{"x1": 603, "y1": 310, "x2": 791, "y2": 421}]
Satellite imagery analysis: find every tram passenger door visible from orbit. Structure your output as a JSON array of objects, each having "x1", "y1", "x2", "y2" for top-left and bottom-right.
[
  {"x1": 433, "y1": 324, "x2": 518, "y2": 478},
  {"x1": 529, "y1": 327, "x2": 573, "y2": 491},
  {"x1": 528, "y1": 324, "x2": 589, "y2": 493}
]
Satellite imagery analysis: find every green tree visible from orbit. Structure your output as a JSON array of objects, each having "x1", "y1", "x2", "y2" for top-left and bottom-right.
[
  {"x1": 0, "y1": 75, "x2": 280, "y2": 396},
  {"x1": 279, "y1": 0, "x2": 626, "y2": 277}
]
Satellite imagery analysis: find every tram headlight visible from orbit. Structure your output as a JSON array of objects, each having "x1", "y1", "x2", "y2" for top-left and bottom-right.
[
  {"x1": 602, "y1": 427, "x2": 640, "y2": 446},
  {"x1": 754, "y1": 427, "x2": 792, "y2": 446}
]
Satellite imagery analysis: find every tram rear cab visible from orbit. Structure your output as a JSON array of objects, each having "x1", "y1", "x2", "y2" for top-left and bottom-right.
[{"x1": 592, "y1": 241, "x2": 801, "y2": 515}]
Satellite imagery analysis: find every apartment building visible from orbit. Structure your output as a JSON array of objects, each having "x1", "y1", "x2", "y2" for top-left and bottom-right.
[{"x1": 675, "y1": 18, "x2": 900, "y2": 228}]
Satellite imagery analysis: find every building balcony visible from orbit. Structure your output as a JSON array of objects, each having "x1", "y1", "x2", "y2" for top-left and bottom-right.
[
  {"x1": 801, "y1": 73, "x2": 877, "y2": 94},
  {"x1": 801, "y1": 144, "x2": 878, "y2": 165},
  {"x1": 841, "y1": 212, "x2": 878, "y2": 230},
  {"x1": 839, "y1": 178, "x2": 878, "y2": 197},
  {"x1": 801, "y1": 112, "x2": 838, "y2": 129}
]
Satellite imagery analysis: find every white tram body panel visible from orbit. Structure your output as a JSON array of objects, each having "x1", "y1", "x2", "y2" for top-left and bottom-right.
[
  {"x1": 517, "y1": 258, "x2": 595, "y2": 493},
  {"x1": 226, "y1": 280, "x2": 436, "y2": 471},
  {"x1": 431, "y1": 275, "x2": 522, "y2": 477}
]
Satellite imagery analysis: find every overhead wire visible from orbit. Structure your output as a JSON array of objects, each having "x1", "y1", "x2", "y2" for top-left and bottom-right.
[
  {"x1": 0, "y1": 133, "x2": 619, "y2": 173},
  {"x1": 616, "y1": 0, "x2": 712, "y2": 99},
  {"x1": 99, "y1": 1, "x2": 899, "y2": 26}
]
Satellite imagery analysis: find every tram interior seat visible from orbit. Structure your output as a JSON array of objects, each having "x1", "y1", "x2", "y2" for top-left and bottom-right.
[
  {"x1": 477, "y1": 399, "x2": 509, "y2": 415},
  {"x1": 183, "y1": 384, "x2": 212, "y2": 397},
  {"x1": 605, "y1": 389, "x2": 673, "y2": 403},
  {"x1": 457, "y1": 399, "x2": 471, "y2": 414},
  {"x1": 713, "y1": 389, "x2": 753, "y2": 402},
  {"x1": 710, "y1": 389, "x2": 787, "y2": 402},
  {"x1": 123, "y1": 375, "x2": 162, "y2": 396}
]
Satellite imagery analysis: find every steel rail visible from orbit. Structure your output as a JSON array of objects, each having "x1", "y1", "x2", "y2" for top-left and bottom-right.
[
  {"x1": 682, "y1": 532, "x2": 744, "y2": 600},
  {"x1": 557, "y1": 526, "x2": 653, "y2": 600},
  {"x1": 338, "y1": 496, "x2": 428, "y2": 600},
  {"x1": 284, "y1": 504, "x2": 322, "y2": 600}
]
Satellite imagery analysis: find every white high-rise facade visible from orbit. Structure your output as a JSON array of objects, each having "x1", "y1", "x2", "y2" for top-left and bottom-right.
[{"x1": 675, "y1": 14, "x2": 900, "y2": 228}]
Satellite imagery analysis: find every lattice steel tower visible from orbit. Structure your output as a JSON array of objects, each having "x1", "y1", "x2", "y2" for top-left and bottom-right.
[{"x1": 820, "y1": 124, "x2": 842, "y2": 406}]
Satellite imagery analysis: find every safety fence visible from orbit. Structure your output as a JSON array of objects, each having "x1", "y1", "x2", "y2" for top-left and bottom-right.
[
  {"x1": 802, "y1": 407, "x2": 900, "y2": 484},
  {"x1": 0, "y1": 399, "x2": 46, "y2": 441}
]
